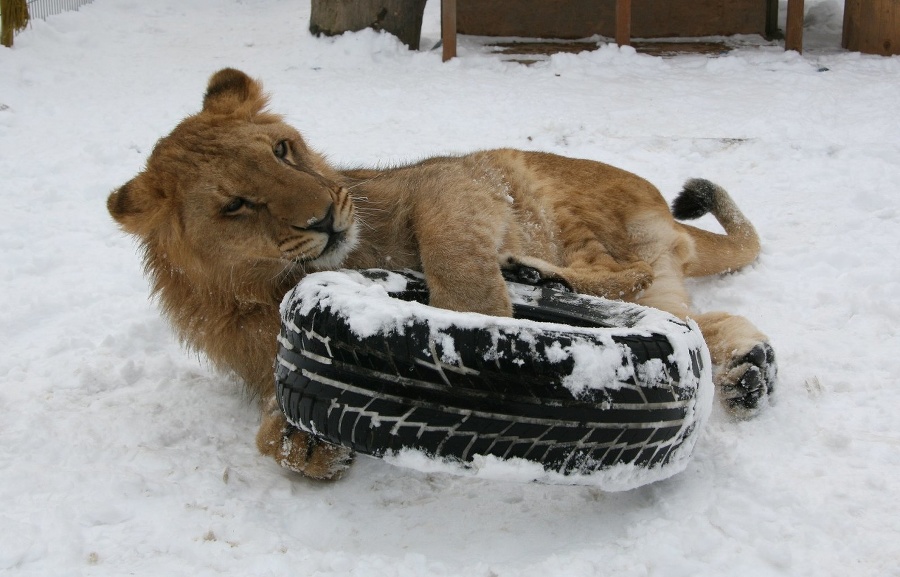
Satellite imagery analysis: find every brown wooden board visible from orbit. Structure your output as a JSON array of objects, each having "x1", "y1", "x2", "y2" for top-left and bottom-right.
[
  {"x1": 785, "y1": 0, "x2": 805, "y2": 52},
  {"x1": 456, "y1": 0, "x2": 768, "y2": 39},
  {"x1": 843, "y1": 0, "x2": 900, "y2": 55},
  {"x1": 310, "y1": 0, "x2": 427, "y2": 49},
  {"x1": 490, "y1": 40, "x2": 731, "y2": 63}
]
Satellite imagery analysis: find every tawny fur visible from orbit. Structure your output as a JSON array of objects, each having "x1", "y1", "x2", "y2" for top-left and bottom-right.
[{"x1": 108, "y1": 68, "x2": 775, "y2": 480}]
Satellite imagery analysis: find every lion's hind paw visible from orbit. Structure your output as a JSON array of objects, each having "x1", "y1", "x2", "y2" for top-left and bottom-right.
[
  {"x1": 719, "y1": 342, "x2": 777, "y2": 418},
  {"x1": 257, "y1": 408, "x2": 354, "y2": 480},
  {"x1": 278, "y1": 425, "x2": 354, "y2": 480}
]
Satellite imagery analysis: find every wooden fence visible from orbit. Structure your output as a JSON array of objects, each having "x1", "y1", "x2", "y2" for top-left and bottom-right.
[{"x1": 27, "y1": 0, "x2": 93, "y2": 20}]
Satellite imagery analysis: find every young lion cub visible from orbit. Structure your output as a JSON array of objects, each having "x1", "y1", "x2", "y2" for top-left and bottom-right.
[{"x1": 108, "y1": 68, "x2": 776, "y2": 480}]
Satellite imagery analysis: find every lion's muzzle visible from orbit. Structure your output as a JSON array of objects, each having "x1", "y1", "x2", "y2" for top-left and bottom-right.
[{"x1": 289, "y1": 194, "x2": 357, "y2": 268}]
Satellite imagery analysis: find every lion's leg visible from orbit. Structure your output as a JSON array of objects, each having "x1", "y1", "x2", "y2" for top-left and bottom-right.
[
  {"x1": 415, "y1": 210, "x2": 514, "y2": 317},
  {"x1": 551, "y1": 207, "x2": 656, "y2": 298},
  {"x1": 256, "y1": 395, "x2": 353, "y2": 480},
  {"x1": 692, "y1": 312, "x2": 777, "y2": 417},
  {"x1": 423, "y1": 256, "x2": 512, "y2": 317},
  {"x1": 502, "y1": 253, "x2": 653, "y2": 300},
  {"x1": 636, "y1": 253, "x2": 776, "y2": 418}
]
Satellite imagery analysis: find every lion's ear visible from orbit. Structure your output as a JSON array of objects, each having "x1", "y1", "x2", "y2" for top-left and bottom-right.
[
  {"x1": 107, "y1": 177, "x2": 165, "y2": 235},
  {"x1": 202, "y1": 68, "x2": 268, "y2": 116}
]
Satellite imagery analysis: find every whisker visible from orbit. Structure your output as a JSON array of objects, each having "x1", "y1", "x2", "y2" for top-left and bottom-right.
[
  {"x1": 346, "y1": 174, "x2": 384, "y2": 190},
  {"x1": 270, "y1": 261, "x2": 290, "y2": 283},
  {"x1": 354, "y1": 214, "x2": 376, "y2": 232},
  {"x1": 348, "y1": 192, "x2": 391, "y2": 209},
  {"x1": 352, "y1": 206, "x2": 392, "y2": 224},
  {"x1": 352, "y1": 206, "x2": 389, "y2": 215}
]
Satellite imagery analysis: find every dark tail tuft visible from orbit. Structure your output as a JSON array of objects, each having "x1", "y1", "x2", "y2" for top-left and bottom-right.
[{"x1": 671, "y1": 178, "x2": 718, "y2": 220}]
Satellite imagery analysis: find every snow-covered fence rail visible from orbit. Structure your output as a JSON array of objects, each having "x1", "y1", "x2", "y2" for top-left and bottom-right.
[{"x1": 26, "y1": 0, "x2": 93, "y2": 21}]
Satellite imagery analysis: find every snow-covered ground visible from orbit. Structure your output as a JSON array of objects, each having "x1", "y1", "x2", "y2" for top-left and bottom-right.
[{"x1": 2, "y1": 1, "x2": 899, "y2": 575}]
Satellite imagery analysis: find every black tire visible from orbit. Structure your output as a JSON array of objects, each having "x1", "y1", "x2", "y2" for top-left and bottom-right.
[{"x1": 276, "y1": 269, "x2": 712, "y2": 487}]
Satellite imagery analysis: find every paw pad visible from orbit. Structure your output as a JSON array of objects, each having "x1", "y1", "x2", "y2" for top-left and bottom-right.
[{"x1": 719, "y1": 343, "x2": 777, "y2": 417}]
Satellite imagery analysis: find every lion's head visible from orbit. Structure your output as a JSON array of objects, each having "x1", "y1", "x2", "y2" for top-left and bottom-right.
[
  {"x1": 108, "y1": 68, "x2": 358, "y2": 305},
  {"x1": 107, "y1": 68, "x2": 361, "y2": 392}
]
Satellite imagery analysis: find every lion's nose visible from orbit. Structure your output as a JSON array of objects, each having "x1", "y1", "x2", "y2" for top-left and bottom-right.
[
  {"x1": 298, "y1": 206, "x2": 334, "y2": 233},
  {"x1": 295, "y1": 205, "x2": 346, "y2": 254}
]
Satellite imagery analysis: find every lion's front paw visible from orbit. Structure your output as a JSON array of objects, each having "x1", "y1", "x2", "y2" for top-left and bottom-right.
[
  {"x1": 622, "y1": 263, "x2": 654, "y2": 297},
  {"x1": 501, "y1": 256, "x2": 573, "y2": 292},
  {"x1": 256, "y1": 409, "x2": 353, "y2": 480},
  {"x1": 601, "y1": 262, "x2": 654, "y2": 299},
  {"x1": 717, "y1": 342, "x2": 777, "y2": 418}
]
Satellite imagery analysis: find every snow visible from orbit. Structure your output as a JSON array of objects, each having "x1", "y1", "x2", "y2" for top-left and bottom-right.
[
  {"x1": 2, "y1": 0, "x2": 900, "y2": 575},
  {"x1": 383, "y1": 447, "x2": 698, "y2": 494}
]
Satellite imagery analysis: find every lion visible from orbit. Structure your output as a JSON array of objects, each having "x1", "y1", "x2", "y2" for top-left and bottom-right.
[{"x1": 107, "y1": 68, "x2": 776, "y2": 480}]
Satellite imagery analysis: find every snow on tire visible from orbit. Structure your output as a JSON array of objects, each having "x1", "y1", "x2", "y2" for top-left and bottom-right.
[{"x1": 276, "y1": 269, "x2": 713, "y2": 490}]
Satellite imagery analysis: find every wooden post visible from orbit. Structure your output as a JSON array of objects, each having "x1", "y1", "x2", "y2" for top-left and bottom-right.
[
  {"x1": 765, "y1": 0, "x2": 780, "y2": 39},
  {"x1": 843, "y1": 0, "x2": 900, "y2": 55},
  {"x1": 442, "y1": 0, "x2": 457, "y2": 61},
  {"x1": 309, "y1": 0, "x2": 427, "y2": 50},
  {"x1": 785, "y1": 0, "x2": 805, "y2": 52},
  {"x1": 0, "y1": 13, "x2": 10, "y2": 48},
  {"x1": 1, "y1": 0, "x2": 30, "y2": 48},
  {"x1": 616, "y1": 0, "x2": 632, "y2": 46}
]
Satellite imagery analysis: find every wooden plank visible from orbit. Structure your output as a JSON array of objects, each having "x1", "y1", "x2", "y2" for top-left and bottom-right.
[
  {"x1": 765, "y1": 0, "x2": 780, "y2": 38},
  {"x1": 884, "y1": 0, "x2": 898, "y2": 54},
  {"x1": 843, "y1": 0, "x2": 900, "y2": 55},
  {"x1": 455, "y1": 0, "x2": 611, "y2": 39},
  {"x1": 785, "y1": 0, "x2": 805, "y2": 52},
  {"x1": 842, "y1": 0, "x2": 859, "y2": 49},
  {"x1": 456, "y1": 0, "x2": 767, "y2": 39},
  {"x1": 442, "y1": 0, "x2": 457, "y2": 61},
  {"x1": 630, "y1": 1, "x2": 766, "y2": 38},
  {"x1": 616, "y1": 0, "x2": 632, "y2": 46}
]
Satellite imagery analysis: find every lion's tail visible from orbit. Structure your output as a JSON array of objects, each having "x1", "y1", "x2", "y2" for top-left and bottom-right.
[{"x1": 672, "y1": 178, "x2": 761, "y2": 278}]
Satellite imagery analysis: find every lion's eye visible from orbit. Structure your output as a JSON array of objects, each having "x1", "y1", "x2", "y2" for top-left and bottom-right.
[
  {"x1": 223, "y1": 197, "x2": 253, "y2": 215},
  {"x1": 273, "y1": 140, "x2": 290, "y2": 160}
]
